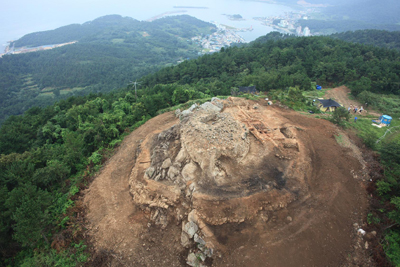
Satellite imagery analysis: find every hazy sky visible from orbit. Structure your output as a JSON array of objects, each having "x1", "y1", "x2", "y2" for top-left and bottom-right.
[{"x1": 1, "y1": 0, "x2": 164, "y2": 39}]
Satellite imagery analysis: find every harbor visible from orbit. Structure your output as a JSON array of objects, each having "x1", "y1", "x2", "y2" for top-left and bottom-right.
[{"x1": 191, "y1": 22, "x2": 247, "y2": 54}]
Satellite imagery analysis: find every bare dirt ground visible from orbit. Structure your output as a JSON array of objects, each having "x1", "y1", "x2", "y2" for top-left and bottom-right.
[
  {"x1": 84, "y1": 98, "x2": 372, "y2": 267},
  {"x1": 325, "y1": 86, "x2": 380, "y2": 116}
]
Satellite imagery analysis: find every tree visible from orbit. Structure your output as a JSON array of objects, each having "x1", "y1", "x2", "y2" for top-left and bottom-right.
[
  {"x1": 329, "y1": 107, "x2": 350, "y2": 126},
  {"x1": 5, "y1": 184, "x2": 52, "y2": 247}
]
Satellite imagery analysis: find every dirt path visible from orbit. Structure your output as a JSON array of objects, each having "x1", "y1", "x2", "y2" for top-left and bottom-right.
[
  {"x1": 84, "y1": 102, "x2": 371, "y2": 267},
  {"x1": 325, "y1": 86, "x2": 380, "y2": 116}
]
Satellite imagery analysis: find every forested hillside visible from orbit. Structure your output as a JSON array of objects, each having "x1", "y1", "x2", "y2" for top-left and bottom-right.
[
  {"x1": 1, "y1": 32, "x2": 400, "y2": 266},
  {"x1": 325, "y1": 0, "x2": 400, "y2": 25},
  {"x1": 0, "y1": 15, "x2": 216, "y2": 125},
  {"x1": 141, "y1": 34, "x2": 400, "y2": 97},
  {"x1": 330, "y1": 30, "x2": 400, "y2": 51}
]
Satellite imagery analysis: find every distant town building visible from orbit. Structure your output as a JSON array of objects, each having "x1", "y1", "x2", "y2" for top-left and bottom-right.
[
  {"x1": 303, "y1": 27, "x2": 311, "y2": 37},
  {"x1": 296, "y1": 26, "x2": 302, "y2": 36},
  {"x1": 278, "y1": 19, "x2": 289, "y2": 28}
]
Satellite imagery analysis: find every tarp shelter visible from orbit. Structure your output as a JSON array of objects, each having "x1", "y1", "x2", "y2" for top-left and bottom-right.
[
  {"x1": 238, "y1": 86, "x2": 257, "y2": 94},
  {"x1": 379, "y1": 115, "x2": 392, "y2": 125},
  {"x1": 317, "y1": 98, "x2": 341, "y2": 112},
  {"x1": 316, "y1": 85, "x2": 322, "y2": 90}
]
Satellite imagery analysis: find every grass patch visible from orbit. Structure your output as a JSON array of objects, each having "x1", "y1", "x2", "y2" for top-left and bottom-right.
[
  {"x1": 38, "y1": 92, "x2": 54, "y2": 97},
  {"x1": 41, "y1": 87, "x2": 56, "y2": 92},
  {"x1": 347, "y1": 116, "x2": 400, "y2": 148},
  {"x1": 357, "y1": 91, "x2": 400, "y2": 117},
  {"x1": 60, "y1": 87, "x2": 86, "y2": 95},
  {"x1": 334, "y1": 133, "x2": 346, "y2": 146},
  {"x1": 303, "y1": 88, "x2": 328, "y2": 99}
]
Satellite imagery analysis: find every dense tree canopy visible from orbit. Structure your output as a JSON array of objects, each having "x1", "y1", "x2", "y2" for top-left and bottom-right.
[{"x1": 141, "y1": 34, "x2": 400, "y2": 97}]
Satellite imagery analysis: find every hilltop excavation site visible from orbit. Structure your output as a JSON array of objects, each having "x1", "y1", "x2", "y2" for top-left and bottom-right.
[{"x1": 84, "y1": 97, "x2": 372, "y2": 266}]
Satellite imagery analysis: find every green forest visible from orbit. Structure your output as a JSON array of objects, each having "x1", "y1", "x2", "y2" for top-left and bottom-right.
[
  {"x1": 1, "y1": 30, "x2": 400, "y2": 266},
  {"x1": 0, "y1": 15, "x2": 216, "y2": 125},
  {"x1": 330, "y1": 30, "x2": 400, "y2": 51}
]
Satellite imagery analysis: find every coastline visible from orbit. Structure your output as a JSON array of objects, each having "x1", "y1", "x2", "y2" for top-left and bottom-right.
[{"x1": 1, "y1": 41, "x2": 77, "y2": 58}]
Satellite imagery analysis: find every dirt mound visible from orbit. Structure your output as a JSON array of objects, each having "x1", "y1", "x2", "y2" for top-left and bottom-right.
[{"x1": 84, "y1": 98, "x2": 370, "y2": 267}]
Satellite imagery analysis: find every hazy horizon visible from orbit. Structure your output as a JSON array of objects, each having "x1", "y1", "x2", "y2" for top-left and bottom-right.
[
  {"x1": 2, "y1": 0, "x2": 398, "y2": 51},
  {"x1": 1, "y1": 0, "x2": 297, "y2": 50}
]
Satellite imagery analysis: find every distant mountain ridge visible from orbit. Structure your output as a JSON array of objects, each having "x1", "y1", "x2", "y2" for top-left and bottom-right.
[{"x1": 13, "y1": 14, "x2": 210, "y2": 48}]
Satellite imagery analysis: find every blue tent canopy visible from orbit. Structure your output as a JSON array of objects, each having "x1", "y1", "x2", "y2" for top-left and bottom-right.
[{"x1": 316, "y1": 85, "x2": 322, "y2": 90}]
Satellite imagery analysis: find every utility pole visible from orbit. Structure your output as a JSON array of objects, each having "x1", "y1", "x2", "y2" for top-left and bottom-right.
[{"x1": 129, "y1": 80, "x2": 141, "y2": 101}]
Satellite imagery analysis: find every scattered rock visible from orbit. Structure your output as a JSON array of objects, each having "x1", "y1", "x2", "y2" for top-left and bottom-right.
[
  {"x1": 365, "y1": 241, "x2": 369, "y2": 249},
  {"x1": 187, "y1": 252, "x2": 200, "y2": 267},
  {"x1": 197, "y1": 252, "x2": 206, "y2": 262},
  {"x1": 200, "y1": 102, "x2": 221, "y2": 113},
  {"x1": 286, "y1": 216, "x2": 292, "y2": 222},
  {"x1": 194, "y1": 233, "x2": 206, "y2": 245},
  {"x1": 180, "y1": 110, "x2": 192, "y2": 120},
  {"x1": 211, "y1": 97, "x2": 224, "y2": 109},
  {"x1": 167, "y1": 166, "x2": 180, "y2": 179},
  {"x1": 161, "y1": 158, "x2": 172, "y2": 169},
  {"x1": 181, "y1": 232, "x2": 191, "y2": 248},
  {"x1": 182, "y1": 162, "x2": 199, "y2": 182},
  {"x1": 188, "y1": 103, "x2": 198, "y2": 112},
  {"x1": 175, "y1": 109, "x2": 181, "y2": 117},
  {"x1": 145, "y1": 167, "x2": 155, "y2": 179},
  {"x1": 183, "y1": 221, "x2": 199, "y2": 238},
  {"x1": 357, "y1": 229, "x2": 366, "y2": 236},
  {"x1": 175, "y1": 147, "x2": 189, "y2": 164}
]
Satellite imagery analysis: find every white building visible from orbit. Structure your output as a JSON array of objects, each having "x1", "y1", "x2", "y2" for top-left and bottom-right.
[
  {"x1": 278, "y1": 20, "x2": 289, "y2": 28},
  {"x1": 303, "y1": 27, "x2": 311, "y2": 37}
]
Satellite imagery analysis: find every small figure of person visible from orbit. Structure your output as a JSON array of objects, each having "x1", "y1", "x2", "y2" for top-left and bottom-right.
[
  {"x1": 360, "y1": 106, "x2": 363, "y2": 113},
  {"x1": 354, "y1": 106, "x2": 358, "y2": 113},
  {"x1": 348, "y1": 106, "x2": 351, "y2": 112},
  {"x1": 354, "y1": 116, "x2": 358, "y2": 123}
]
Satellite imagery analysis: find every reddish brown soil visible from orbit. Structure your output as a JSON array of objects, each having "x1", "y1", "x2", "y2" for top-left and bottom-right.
[{"x1": 84, "y1": 102, "x2": 370, "y2": 267}]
